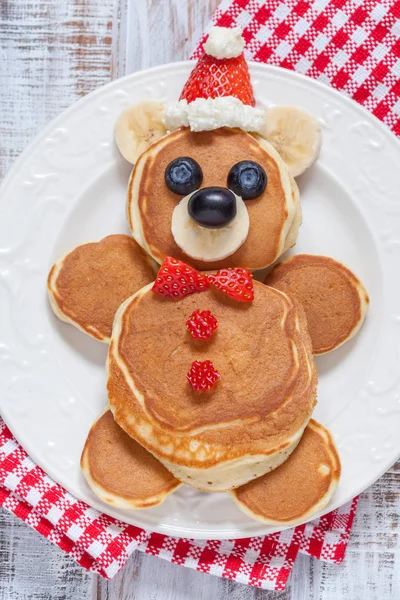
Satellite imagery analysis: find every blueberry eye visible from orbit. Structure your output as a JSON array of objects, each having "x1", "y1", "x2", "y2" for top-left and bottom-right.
[
  {"x1": 165, "y1": 157, "x2": 203, "y2": 196},
  {"x1": 227, "y1": 161, "x2": 267, "y2": 200}
]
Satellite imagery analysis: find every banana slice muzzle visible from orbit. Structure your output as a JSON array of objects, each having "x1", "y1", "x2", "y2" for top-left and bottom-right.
[{"x1": 171, "y1": 191, "x2": 250, "y2": 262}]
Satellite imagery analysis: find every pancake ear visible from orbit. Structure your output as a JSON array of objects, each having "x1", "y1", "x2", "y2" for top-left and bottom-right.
[{"x1": 114, "y1": 100, "x2": 167, "y2": 164}]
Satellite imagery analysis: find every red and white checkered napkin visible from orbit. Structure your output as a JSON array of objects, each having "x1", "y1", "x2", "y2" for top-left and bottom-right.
[
  {"x1": 0, "y1": 419, "x2": 357, "y2": 591},
  {"x1": 193, "y1": 0, "x2": 400, "y2": 137},
  {"x1": 2, "y1": 0, "x2": 400, "y2": 591}
]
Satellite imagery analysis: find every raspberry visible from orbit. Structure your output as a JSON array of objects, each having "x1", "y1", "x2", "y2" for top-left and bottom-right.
[
  {"x1": 186, "y1": 309, "x2": 218, "y2": 340},
  {"x1": 186, "y1": 360, "x2": 220, "y2": 391},
  {"x1": 152, "y1": 256, "x2": 209, "y2": 300},
  {"x1": 207, "y1": 267, "x2": 254, "y2": 302}
]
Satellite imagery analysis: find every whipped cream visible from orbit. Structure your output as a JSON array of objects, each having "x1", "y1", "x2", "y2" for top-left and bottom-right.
[
  {"x1": 164, "y1": 97, "x2": 266, "y2": 134},
  {"x1": 203, "y1": 26, "x2": 245, "y2": 59}
]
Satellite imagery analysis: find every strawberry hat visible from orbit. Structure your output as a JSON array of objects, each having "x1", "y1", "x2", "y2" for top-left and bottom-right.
[{"x1": 164, "y1": 27, "x2": 266, "y2": 134}]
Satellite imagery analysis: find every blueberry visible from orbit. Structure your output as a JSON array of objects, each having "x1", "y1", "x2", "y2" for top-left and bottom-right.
[
  {"x1": 165, "y1": 157, "x2": 203, "y2": 196},
  {"x1": 227, "y1": 161, "x2": 267, "y2": 200},
  {"x1": 188, "y1": 187, "x2": 237, "y2": 229}
]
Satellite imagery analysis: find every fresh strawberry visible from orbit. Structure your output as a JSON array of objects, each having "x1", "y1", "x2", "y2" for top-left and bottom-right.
[
  {"x1": 186, "y1": 310, "x2": 218, "y2": 340},
  {"x1": 180, "y1": 53, "x2": 255, "y2": 107},
  {"x1": 187, "y1": 360, "x2": 220, "y2": 391},
  {"x1": 152, "y1": 256, "x2": 209, "y2": 300},
  {"x1": 207, "y1": 267, "x2": 254, "y2": 303}
]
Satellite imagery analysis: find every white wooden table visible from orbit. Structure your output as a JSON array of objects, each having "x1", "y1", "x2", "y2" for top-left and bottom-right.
[{"x1": 1, "y1": 1, "x2": 399, "y2": 598}]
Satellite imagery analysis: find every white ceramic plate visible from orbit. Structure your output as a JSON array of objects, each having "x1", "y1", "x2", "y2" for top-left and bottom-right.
[{"x1": 1, "y1": 62, "x2": 400, "y2": 540}]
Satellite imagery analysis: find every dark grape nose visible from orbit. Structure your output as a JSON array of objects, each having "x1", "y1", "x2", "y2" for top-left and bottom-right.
[{"x1": 188, "y1": 187, "x2": 237, "y2": 229}]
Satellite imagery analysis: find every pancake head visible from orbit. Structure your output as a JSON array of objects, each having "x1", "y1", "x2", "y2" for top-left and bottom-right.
[
  {"x1": 81, "y1": 410, "x2": 180, "y2": 509},
  {"x1": 230, "y1": 419, "x2": 341, "y2": 526},
  {"x1": 48, "y1": 234, "x2": 156, "y2": 343},
  {"x1": 108, "y1": 280, "x2": 318, "y2": 491},
  {"x1": 265, "y1": 254, "x2": 369, "y2": 354},
  {"x1": 127, "y1": 127, "x2": 299, "y2": 271},
  {"x1": 282, "y1": 173, "x2": 302, "y2": 253}
]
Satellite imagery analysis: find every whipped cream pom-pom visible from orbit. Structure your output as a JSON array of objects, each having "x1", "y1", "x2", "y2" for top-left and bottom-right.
[{"x1": 203, "y1": 26, "x2": 245, "y2": 59}]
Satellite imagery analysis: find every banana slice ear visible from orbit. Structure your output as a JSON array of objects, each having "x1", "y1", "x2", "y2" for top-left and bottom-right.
[
  {"x1": 260, "y1": 106, "x2": 322, "y2": 177},
  {"x1": 114, "y1": 100, "x2": 167, "y2": 164}
]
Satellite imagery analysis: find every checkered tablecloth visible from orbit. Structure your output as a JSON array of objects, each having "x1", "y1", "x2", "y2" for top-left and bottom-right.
[
  {"x1": 1, "y1": 0, "x2": 399, "y2": 592},
  {"x1": 0, "y1": 419, "x2": 357, "y2": 590},
  {"x1": 193, "y1": 0, "x2": 400, "y2": 137}
]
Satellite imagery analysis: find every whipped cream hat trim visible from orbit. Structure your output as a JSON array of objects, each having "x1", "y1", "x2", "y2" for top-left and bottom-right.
[
  {"x1": 164, "y1": 27, "x2": 266, "y2": 134},
  {"x1": 165, "y1": 97, "x2": 266, "y2": 134}
]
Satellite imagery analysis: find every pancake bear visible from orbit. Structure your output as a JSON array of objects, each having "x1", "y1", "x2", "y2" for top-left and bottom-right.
[{"x1": 47, "y1": 26, "x2": 370, "y2": 527}]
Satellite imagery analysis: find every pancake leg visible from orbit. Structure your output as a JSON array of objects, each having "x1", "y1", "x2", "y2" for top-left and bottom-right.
[
  {"x1": 230, "y1": 419, "x2": 341, "y2": 526},
  {"x1": 81, "y1": 410, "x2": 181, "y2": 509}
]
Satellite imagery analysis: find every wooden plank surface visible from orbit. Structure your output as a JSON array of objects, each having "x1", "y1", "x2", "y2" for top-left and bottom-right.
[{"x1": 0, "y1": 0, "x2": 399, "y2": 598}]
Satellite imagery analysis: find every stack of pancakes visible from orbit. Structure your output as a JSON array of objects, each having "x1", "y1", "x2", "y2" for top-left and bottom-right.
[
  {"x1": 107, "y1": 281, "x2": 317, "y2": 491},
  {"x1": 47, "y1": 127, "x2": 369, "y2": 527}
]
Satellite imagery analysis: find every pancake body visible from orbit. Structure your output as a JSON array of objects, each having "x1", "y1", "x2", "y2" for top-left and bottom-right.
[
  {"x1": 48, "y1": 234, "x2": 156, "y2": 343},
  {"x1": 81, "y1": 410, "x2": 181, "y2": 509},
  {"x1": 127, "y1": 127, "x2": 301, "y2": 271},
  {"x1": 230, "y1": 419, "x2": 341, "y2": 526},
  {"x1": 108, "y1": 280, "x2": 318, "y2": 492},
  {"x1": 265, "y1": 254, "x2": 369, "y2": 354}
]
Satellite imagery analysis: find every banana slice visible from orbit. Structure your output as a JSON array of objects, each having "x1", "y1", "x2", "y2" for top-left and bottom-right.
[
  {"x1": 114, "y1": 101, "x2": 167, "y2": 164},
  {"x1": 262, "y1": 106, "x2": 322, "y2": 177},
  {"x1": 171, "y1": 192, "x2": 249, "y2": 262}
]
